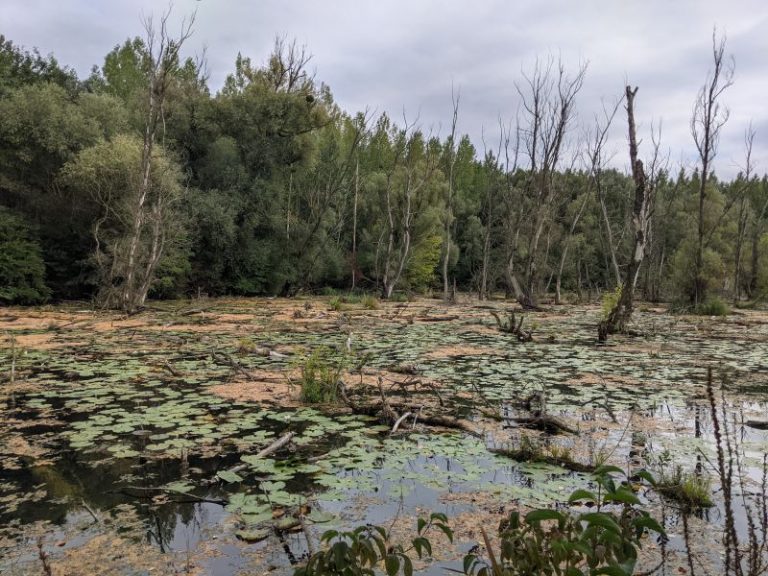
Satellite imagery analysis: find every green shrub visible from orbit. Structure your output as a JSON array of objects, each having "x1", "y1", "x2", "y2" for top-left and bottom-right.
[
  {"x1": 696, "y1": 297, "x2": 729, "y2": 316},
  {"x1": 328, "y1": 296, "x2": 343, "y2": 311},
  {"x1": 463, "y1": 465, "x2": 664, "y2": 576},
  {"x1": 299, "y1": 348, "x2": 346, "y2": 404},
  {"x1": 0, "y1": 207, "x2": 50, "y2": 305},
  {"x1": 297, "y1": 466, "x2": 665, "y2": 576},
  {"x1": 361, "y1": 295, "x2": 379, "y2": 310},
  {"x1": 295, "y1": 513, "x2": 452, "y2": 576}
]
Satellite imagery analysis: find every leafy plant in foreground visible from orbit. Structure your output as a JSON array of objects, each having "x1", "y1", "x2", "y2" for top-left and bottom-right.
[
  {"x1": 463, "y1": 465, "x2": 664, "y2": 576},
  {"x1": 295, "y1": 513, "x2": 453, "y2": 576}
]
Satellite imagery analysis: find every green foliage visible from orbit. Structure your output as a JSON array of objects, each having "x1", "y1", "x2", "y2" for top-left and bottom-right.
[
  {"x1": 295, "y1": 513, "x2": 452, "y2": 576},
  {"x1": 601, "y1": 286, "x2": 622, "y2": 320},
  {"x1": 463, "y1": 466, "x2": 665, "y2": 576},
  {"x1": 657, "y1": 466, "x2": 714, "y2": 509},
  {"x1": 0, "y1": 207, "x2": 50, "y2": 304},
  {"x1": 298, "y1": 348, "x2": 346, "y2": 404},
  {"x1": 328, "y1": 296, "x2": 344, "y2": 311},
  {"x1": 406, "y1": 235, "x2": 443, "y2": 292},
  {"x1": 696, "y1": 297, "x2": 730, "y2": 316},
  {"x1": 361, "y1": 295, "x2": 379, "y2": 310},
  {"x1": 0, "y1": 30, "x2": 764, "y2": 305}
]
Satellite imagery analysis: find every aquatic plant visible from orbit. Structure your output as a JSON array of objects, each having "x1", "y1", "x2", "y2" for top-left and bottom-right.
[
  {"x1": 657, "y1": 465, "x2": 714, "y2": 509},
  {"x1": 299, "y1": 347, "x2": 347, "y2": 404}
]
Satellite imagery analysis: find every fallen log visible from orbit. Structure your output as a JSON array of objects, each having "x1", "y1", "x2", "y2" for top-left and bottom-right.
[
  {"x1": 489, "y1": 447, "x2": 594, "y2": 473},
  {"x1": 391, "y1": 412, "x2": 412, "y2": 434},
  {"x1": 507, "y1": 415, "x2": 579, "y2": 435},
  {"x1": 746, "y1": 420, "x2": 768, "y2": 430},
  {"x1": 223, "y1": 431, "x2": 297, "y2": 477},
  {"x1": 213, "y1": 351, "x2": 253, "y2": 379}
]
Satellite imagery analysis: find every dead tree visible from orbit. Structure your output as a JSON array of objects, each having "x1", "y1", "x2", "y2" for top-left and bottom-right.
[
  {"x1": 120, "y1": 9, "x2": 195, "y2": 313},
  {"x1": 690, "y1": 30, "x2": 734, "y2": 307},
  {"x1": 441, "y1": 87, "x2": 460, "y2": 301},
  {"x1": 511, "y1": 57, "x2": 587, "y2": 308},
  {"x1": 598, "y1": 86, "x2": 656, "y2": 341},
  {"x1": 555, "y1": 98, "x2": 622, "y2": 304},
  {"x1": 748, "y1": 178, "x2": 768, "y2": 298},
  {"x1": 733, "y1": 126, "x2": 755, "y2": 303}
]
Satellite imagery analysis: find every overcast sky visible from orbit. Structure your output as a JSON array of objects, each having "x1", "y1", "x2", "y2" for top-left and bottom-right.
[{"x1": 3, "y1": 0, "x2": 767, "y2": 177}]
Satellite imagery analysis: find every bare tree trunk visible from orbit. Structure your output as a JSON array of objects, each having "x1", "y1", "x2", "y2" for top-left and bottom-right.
[
  {"x1": 442, "y1": 89, "x2": 460, "y2": 301},
  {"x1": 555, "y1": 190, "x2": 590, "y2": 304},
  {"x1": 749, "y1": 183, "x2": 768, "y2": 297},
  {"x1": 690, "y1": 31, "x2": 734, "y2": 307},
  {"x1": 514, "y1": 58, "x2": 587, "y2": 307},
  {"x1": 117, "y1": 9, "x2": 195, "y2": 313},
  {"x1": 732, "y1": 127, "x2": 754, "y2": 304},
  {"x1": 598, "y1": 86, "x2": 656, "y2": 342},
  {"x1": 597, "y1": 185, "x2": 622, "y2": 287},
  {"x1": 351, "y1": 159, "x2": 359, "y2": 290}
]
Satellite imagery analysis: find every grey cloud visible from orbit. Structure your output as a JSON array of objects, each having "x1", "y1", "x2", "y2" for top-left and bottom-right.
[{"x1": 3, "y1": 0, "x2": 766, "y2": 177}]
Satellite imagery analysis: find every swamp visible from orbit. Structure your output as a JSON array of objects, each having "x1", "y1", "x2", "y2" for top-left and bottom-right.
[{"x1": 1, "y1": 296, "x2": 767, "y2": 575}]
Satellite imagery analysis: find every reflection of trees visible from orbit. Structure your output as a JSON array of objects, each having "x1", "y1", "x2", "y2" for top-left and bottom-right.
[{"x1": 20, "y1": 450, "x2": 214, "y2": 553}]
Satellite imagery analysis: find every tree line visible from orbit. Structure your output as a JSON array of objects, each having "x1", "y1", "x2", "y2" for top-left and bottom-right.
[{"x1": 1, "y1": 16, "x2": 766, "y2": 313}]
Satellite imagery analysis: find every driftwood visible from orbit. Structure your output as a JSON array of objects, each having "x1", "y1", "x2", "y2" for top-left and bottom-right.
[
  {"x1": 177, "y1": 305, "x2": 214, "y2": 317},
  {"x1": 391, "y1": 411, "x2": 413, "y2": 434},
  {"x1": 490, "y1": 310, "x2": 533, "y2": 342},
  {"x1": 417, "y1": 315, "x2": 460, "y2": 323},
  {"x1": 212, "y1": 351, "x2": 253, "y2": 379},
  {"x1": 224, "y1": 431, "x2": 297, "y2": 477},
  {"x1": 343, "y1": 398, "x2": 482, "y2": 437},
  {"x1": 746, "y1": 420, "x2": 768, "y2": 430}
]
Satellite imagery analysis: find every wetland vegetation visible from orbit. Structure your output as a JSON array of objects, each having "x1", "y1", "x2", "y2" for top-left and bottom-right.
[
  {"x1": 2, "y1": 298, "x2": 767, "y2": 574},
  {"x1": 2, "y1": 4, "x2": 768, "y2": 575}
]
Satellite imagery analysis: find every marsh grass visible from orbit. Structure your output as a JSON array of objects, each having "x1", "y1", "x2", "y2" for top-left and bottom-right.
[
  {"x1": 299, "y1": 347, "x2": 346, "y2": 404},
  {"x1": 657, "y1": 466, "x2": 714, "y2": 509}
]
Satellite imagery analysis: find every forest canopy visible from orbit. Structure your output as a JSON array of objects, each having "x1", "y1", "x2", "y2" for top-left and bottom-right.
[{"x1": 1, "y1": 23, "x2": 766, "y2": 312}]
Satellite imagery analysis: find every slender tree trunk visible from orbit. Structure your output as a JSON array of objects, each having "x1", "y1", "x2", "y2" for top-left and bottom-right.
[
  {"x1": 556, "y1": 189, "x2": 590, "y2": 304},
  {"x1": 733, "y1": 194, "x2": 748, "y2": 303},
  {"x1": 598, "y1": 86, "x2": 653, "y2": 342},
  {"x1": 597, "y1": 183, "x2": 622, "y2": 287},
  {"x1": 351, "y1": 159, "x2": 359, "y2": 290}
]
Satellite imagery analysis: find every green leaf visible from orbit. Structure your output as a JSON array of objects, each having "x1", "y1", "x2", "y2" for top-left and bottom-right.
[
  {"x1": 235, "y1": 528, "x2": 270, "y2": 542},
  {"x1": 633, "y1": 514, "x2": 665, "y2": 535},
  {"x1": 216, "y1": 470, "x2": 243, "y2": 483},
  {"x1": 579, "y1": 512, "x2": 622, "y2": 533},
  {"x1": 525, "y1": 509, "x2": 565, "y2": 523},
  {"x1": 436, "y1": 523, "x2": 454, "y2": 543},
  {"x1": 401, "y1": 554, "x2": 414, "y2": 576},
  {"x1": 417, "y1": 517, "x2": 427, "y2": 535},
  {"x1": 306, "y1": 510, "x2": 335, "y2": 524},
  {"x1": 634, "y1": 469, "x2": 657, "y2": 486},
  {"x1": 385, "y1": 554, "x2": 400, "y2": 576},
  {"x1": 594, "y1": 465, "x2": 624, "y2": 477},
  {"x1": 568, "y1": 489, "x2": 598, "y2": 503},
  {"x1": 604, "y1": 488, "x2": 640, "y2": 505}
]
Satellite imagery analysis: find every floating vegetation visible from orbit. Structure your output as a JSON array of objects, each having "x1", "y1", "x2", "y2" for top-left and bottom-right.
[{"x1": 1, "y1": 298, "x2": 767, "y2": 575}]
